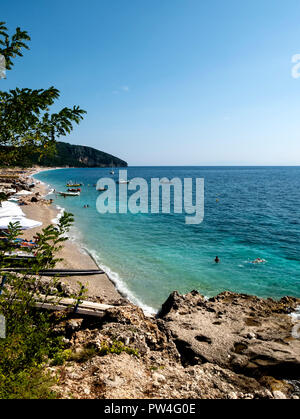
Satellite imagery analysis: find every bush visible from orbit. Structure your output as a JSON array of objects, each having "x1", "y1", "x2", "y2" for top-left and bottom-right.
[
  {"x1": 0, "y1": 212, "x2": 79, "y2": 399},
  {"x1": 98, "y1": 340, "x2": 139, "y2": 357}
]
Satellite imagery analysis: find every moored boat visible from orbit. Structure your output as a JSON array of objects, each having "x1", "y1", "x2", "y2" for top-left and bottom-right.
[
  {"x1": 59, "y1": 191, "x2": 80, "y2": 196},
  {"x1": 66, "y1": 180, "x2": 82, "y2": 187},
  {"x1": 67, "y1": 188, "x2": 81, "y2": 192}
]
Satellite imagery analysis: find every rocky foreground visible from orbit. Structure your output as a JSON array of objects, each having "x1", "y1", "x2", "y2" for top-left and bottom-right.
[{"x1": 49, "y1": 291, "x2": 300, "y2": 399}]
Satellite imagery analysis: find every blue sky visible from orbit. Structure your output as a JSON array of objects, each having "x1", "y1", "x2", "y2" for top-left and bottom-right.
[{"x1": 2, "y1": 0, "x2": 300, "y2": 165}]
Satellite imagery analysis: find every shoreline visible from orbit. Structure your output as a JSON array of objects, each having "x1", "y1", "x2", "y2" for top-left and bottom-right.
[
  {"x1": 22, "y1": 166, "x2": 300, "y2": 315},
  {"x1": 1, "y1": 166, "x2": 300, "y2": 399},
  {"x1": 31, "y1": 167, "x2": 158, "y2": 314},
  {"x1": 22, "y1": 167, "x2": 123, "y2": 304}
]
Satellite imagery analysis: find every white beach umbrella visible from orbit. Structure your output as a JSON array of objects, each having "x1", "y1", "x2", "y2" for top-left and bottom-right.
[
  {"x1": 0, "y1": 216, "x2": 42, "y2": 230},
  {"x1": 0, "y1": 201, "x2": 25, "y2": 217},
  {"x1": 15, "y1": 190, "x2": 32, "y2": 196},
  {"x1": 0, "y1": 188, "x2": 16, "y2": 194}
]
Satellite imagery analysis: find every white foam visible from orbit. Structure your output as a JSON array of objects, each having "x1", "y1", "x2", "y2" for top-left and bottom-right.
[
  {"x1": 32, "y1": 172, "x2": 56, "y2": 198},
  {"x1": 51, "y1": 205, "x2": 65, "y2": 224},
  {"x1": 44, "y1": 188, "x2": 55, "y2": 197},
  {"x1": 85, "y1": 248, "x2": 157, "y2": 316},
  {"x1": 33, "y1": 170, "x2": 158, "y2": 316},
  {"x1": 290, "y1": 306, "x2": 300, "y2": 322},
  {"x1": 59, "y1": 220, "x2": 158, "y2": 315}
]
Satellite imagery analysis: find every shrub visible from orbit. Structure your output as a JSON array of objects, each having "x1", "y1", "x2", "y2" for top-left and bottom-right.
[{"x1": 0, "y1": 212, "x2": 80, "y2": 398}]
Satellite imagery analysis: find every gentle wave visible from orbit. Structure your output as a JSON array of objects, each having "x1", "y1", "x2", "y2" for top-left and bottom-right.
[
  {"x1": 61, "y1": 220, "x2": 158, "y2": 315},
  {"x1": 32, "y1": 171, "x2": 157, "y2": 314},
  {"x1": 85, "y1": 247, "x2": 157, "y2": 315},
  {"x1": 291, "y1": 306, "x2": 300, "y2": 322},
  {"x1": 51, "y1": 205, "x2": 65, "y2": 224}
]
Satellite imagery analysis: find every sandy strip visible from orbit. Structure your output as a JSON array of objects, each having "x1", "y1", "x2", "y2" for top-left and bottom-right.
[{"x1": 20, "y1": 172, "x2": 122, "y2": 304}]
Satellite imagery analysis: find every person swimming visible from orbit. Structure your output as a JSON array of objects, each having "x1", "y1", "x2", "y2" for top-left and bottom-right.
[
  {"x1": 215, "y1": 256, "x2": 220, "y2": 263},
  {"x1": 251, "y1": 257, "x2": 266, "y2": 264}
]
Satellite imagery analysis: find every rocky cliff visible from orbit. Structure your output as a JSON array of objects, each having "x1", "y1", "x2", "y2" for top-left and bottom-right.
[
  {"x1": 48, "y1": 290, "x2": 300, "y2": 399},
  {"x1": 38, "y1": 142, "x2": 128, "y2": 168},
  {"x1": 1, "y1": 142, "x2": 128, "y2": 168}
]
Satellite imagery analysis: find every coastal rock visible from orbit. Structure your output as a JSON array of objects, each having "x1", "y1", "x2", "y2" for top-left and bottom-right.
[
  {"x1": 157, "y1": 291, "x2": 300, "y2": 382},
  {"x1": 10, "y1": 141, "x2": 128, "y2": 168},
  {"x1": 53, "y1": 351, "x2": 272, "y2": 399},
  {"x1": 49, "y1": 292, "x2": 300, "y2": 399},
  {"x1": 66, "y1": 319, "x2": 84, "y2": 332}
]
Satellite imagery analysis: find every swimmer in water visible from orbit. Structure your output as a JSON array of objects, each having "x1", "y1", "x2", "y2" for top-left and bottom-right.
[
  {"x1": 252, "y1": 257, "x2": 266, "y2": 264},
  {"x1": 215, "y1": 256, "x2": 220, "y2": 263}
]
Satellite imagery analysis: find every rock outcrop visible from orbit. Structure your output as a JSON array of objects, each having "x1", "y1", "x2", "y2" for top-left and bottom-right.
[
  {"x1": 41, "y1": 142, "x2": 128, "y2": 168},
  {"x1": 158, "y1": 291, "x2": 300, "y2": 380},
  {"x1": 1, "y1": 141, "x2": 128, "y2": 168},
  {"x1": 49, "y1": 291, "x2": 300, "y2": 399}
]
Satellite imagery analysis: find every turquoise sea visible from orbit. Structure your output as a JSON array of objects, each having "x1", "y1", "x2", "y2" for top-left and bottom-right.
[{"x1": 34, "y1": 167, "x2": 300, "y2": 313}]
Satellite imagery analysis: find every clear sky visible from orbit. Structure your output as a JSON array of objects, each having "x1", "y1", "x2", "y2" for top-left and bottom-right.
[{"x1": 2, "y1": 0, "x2": 300, "y2": 165}]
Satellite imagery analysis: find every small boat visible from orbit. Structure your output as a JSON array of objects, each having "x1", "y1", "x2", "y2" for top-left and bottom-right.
[
  {"x1": 66, "y1": 181, "x2": 82, "y2": 187},
  {"x1": 117, "y1": 180, "x2": 130, "y2": 184},
  {"x1": 110, "y1": 170, "x2": 115, "y2": 175},
  {"x1": 96, "y1": 187, "x2": 108, "y2": 191},
  {"x1": 67, "y1": 188, "x2": 81, "y2": 192},
  {"x1": 59, "y1": 191, "x2": 80, "y2": 197}
]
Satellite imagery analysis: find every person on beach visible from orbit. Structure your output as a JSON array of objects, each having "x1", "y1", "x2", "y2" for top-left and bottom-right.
[{"x1": 215, "y1": 256, "x2": 220, "y2": 263}]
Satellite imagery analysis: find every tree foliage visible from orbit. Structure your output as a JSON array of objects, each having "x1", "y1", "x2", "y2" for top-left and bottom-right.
[
  {"x1": 0, "y1": 212, "x2": 80, "y2": 399},
  {"x1": 0, "y1": 21, "x2": 30, "y2": 71},
  {"x1": 0, "y1": 22, "x2": 86, "y2": 165}
]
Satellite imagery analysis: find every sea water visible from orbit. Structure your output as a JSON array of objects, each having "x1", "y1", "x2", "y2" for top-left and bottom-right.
[{"x1": 34, "y1": 166, "x2": 300, "y2": 313}]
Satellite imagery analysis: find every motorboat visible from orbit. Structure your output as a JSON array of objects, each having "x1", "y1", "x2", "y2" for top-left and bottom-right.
[
  {"x1": 59, "y1": 191, "x2": 80, "y2": 197},
  {"x1": 67, "y1": 188, "x2": 81, "y2": 192},
  {"x1": 66, "y1": 181, "x2": 82, "y2": 187}
]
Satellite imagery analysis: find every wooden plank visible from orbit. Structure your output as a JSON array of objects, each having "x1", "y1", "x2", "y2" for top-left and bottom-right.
[
  {"x1": 0, "y1": 268, "x2": 105, "y2": 276},
  {"x1": 33, "y1": 294, "x2": 114, "y2": 311},
  {"x1": 33, "y1": 301, "x2": 106, "y2": 318},
  {"x1": 7, "y1": 294, "x2": 154, "y2": 318}
]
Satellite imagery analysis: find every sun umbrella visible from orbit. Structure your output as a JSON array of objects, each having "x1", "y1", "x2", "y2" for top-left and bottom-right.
[
  {"x1": 0, "y1": 201, "x2": 25, "y2": 217},
  {"x1": 0, "y1": 216, "x2": 42, "y2": 230},
  {"x1": 15, "y1": 190, "x2": 32, "y2": 196}
]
